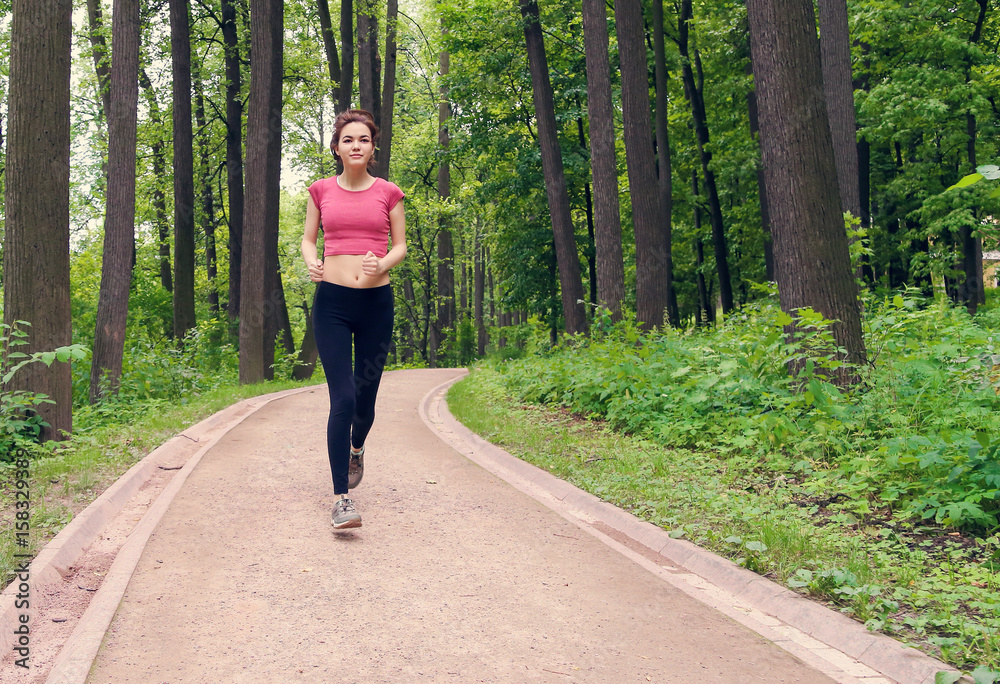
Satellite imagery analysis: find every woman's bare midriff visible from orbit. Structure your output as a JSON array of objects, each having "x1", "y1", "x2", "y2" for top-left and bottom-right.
[{"x1": 322, "y1": 254, "x2": 391, "y2": 288}]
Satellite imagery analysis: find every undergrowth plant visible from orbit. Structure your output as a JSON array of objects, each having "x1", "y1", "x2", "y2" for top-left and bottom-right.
[
  {"x1": 1, "y1": 321, "x2": 89, "y2": 461},
  {"x1": 493, "y1": 290, "x2": 1000, "y2": 532}
]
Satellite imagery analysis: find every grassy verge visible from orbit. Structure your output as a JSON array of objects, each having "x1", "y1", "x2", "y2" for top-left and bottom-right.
[
  {"x1": 0, "y1": 378, "x2": 317, "y2": 588},
  {"x1": 448, "y1": 365, "x2": 1000, "y2": 675}
]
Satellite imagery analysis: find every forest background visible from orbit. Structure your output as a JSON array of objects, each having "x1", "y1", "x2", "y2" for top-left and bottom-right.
[{"x1": 3, "y1": 0, "x2": 1000, "y2": 676}]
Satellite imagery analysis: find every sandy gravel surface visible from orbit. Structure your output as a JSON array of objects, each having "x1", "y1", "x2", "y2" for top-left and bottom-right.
[{"x1": 86, "y1": 368, "x2": 833, "y2": 683}]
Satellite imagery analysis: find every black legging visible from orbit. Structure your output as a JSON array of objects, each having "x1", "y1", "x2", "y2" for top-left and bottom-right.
[{"x1": 313, "y1": 281, "x2": 394, "y2": 494}]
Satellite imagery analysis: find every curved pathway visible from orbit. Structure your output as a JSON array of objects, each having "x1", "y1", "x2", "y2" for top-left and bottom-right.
[{"x1": 3, "y1": 369, "x2": 958, "y2": 683}]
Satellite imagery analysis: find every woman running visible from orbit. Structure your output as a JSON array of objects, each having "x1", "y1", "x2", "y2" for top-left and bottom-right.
[{"x1": 301, "y1": 109, "x2": 407, "y2": 529}]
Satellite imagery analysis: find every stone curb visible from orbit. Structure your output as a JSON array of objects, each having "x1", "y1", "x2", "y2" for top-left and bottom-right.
[
  {"x1": 0, "y1": 384, "x2": 319, "y2": 683},
  {"x1": 419, "y1": 373, "x2": 964, "y2": 684}
]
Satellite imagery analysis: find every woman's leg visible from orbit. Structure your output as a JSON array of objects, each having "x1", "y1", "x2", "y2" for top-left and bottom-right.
[
  {"x1": 313, "y1": 283, "x2": 355, "y2": 495},
  {"x1": 350, "y1": 286, "x2": 395, "y2": 449}
]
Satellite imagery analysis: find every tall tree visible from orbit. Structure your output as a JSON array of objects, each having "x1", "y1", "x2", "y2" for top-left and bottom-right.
[
  {"x1": 222, "y1": 0, "x2": 245, "y2": 328},
  {"x1": 90, "y1": 0, "x2": 141, "y2": 403},
  {"x1": 374, "y1": 0, "x2": 398, "y2": 180},
  {"x1": 432, "y1": 29, "x2": 454, "y2": 365},
  {"x1": 316, "y1": 0, "x2": 342, "y2": 104},
  {"x1": 616, "y1": 0, "x2": 670, "y2": 329},
  {"x1": 192, "y1": 50, "x2": 220, "y2": 314},
  {"x1": 85, "y1": 0, "x2": 112, "y2": 143},
  {"x1": 747, "y1": 0, "x2": 867, "y2": 380},
  {"x1": 518, "y1": 0, "x2": 587, "y2": 335},
  {"x1": 582, "y1": 0, "x2": 626, "y2": 320},
  {"x1": 678, "y1": 0, "x2": 734, "y2": 315},
  {"x1": 651, "y1": 0, "x2": 679, "y2": 327},
  {"x1": 817, "y1": 0, "x2": 861, "y2": 220},
  {"x1": 239, "y1": 0, "x2": 285, "y2": 384},
  {"x1": 139, "y1": 68, "x2": 172, "y2": 293},
  {"x1": 959, "y1": 0, "x2": 988, "y2": 313},
  {"x1": 3, "y1": 0, "x2": 73, "y2": 439},
  {"x1": 357, "y1": 0, "x2": 381, "y2": 121},
  {"x1": 338, "y1": 0, "x2": 354, "y2": 113},
  {"x1": 170, "y1": 0, "x2": 197, "y2": 339}
]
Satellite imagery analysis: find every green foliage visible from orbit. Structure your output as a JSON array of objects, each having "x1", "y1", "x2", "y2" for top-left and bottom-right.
[
  {"x1": 0, "y1": 321, "x2": 89, "y2": 461},
  {"x1": 492, "y1": 291, "x2": 1000, "y2": 530}
]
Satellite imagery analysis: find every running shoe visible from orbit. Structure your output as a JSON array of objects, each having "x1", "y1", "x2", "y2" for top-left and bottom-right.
[
  {"x1": 332, "y1": 497, "x2": 362, "y2": 529},
  {"x1": 348, "y1": 444, "x2": 365, "y2": 489}
]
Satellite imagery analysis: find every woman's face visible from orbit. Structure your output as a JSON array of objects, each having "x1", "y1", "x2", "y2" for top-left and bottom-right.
[{"x1": 335, "y1": 121, "x2": 375, "y2": 169}]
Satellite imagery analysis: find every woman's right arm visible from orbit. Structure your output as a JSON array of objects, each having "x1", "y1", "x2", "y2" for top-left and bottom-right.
[{"x1": 301, "y1": 195, "x2": 324, "y2": 282}]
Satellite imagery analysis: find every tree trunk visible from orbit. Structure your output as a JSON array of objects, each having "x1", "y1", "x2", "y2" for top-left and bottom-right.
[
  {"x1": 963, "y1": 0, "x2": 988, "y2": 312},
  {"x1": 316, "y1": 0, "x2": 341, "y2": 104},
  {"x1": 374, "y1": 0, "x2": 398, "y2": 180},
  {"x1": 616, "y1": 0, "x2": 668, "y2": 329},
  {"x1": 746, "y1": 67, "x2": 775, "y2": 282},
  {"x1": 432, "y1": 42, "x2": 454, "y2": 366},
  {"x1": 222, "y1": 0, "x2": 245, "y2": 331},
  {"x1": 519, "y1": 0, "x2": 587, "y2": 335},
  {"x1": 4, "y1": 0, "x2": 73, "y2": 440},
  {"x1": 292, "y1": 299, "x2": 319, "y2": 380},
  {"x1": 582, "y1": 0, "x2": 625, "y2": 321},
  {"x1": 651, "y1": 0, "x2": 679, "y2": 327},
  {"x1": 192, "y1": 51, "x2": 220, "y2": 314},
  {"x1": 338, "y1": 0, "x2": 354, "y2": 113},
  {"x1": 239, "y1": 0, "x2": 284, "y2": 384},
  {"x1": 817, "y1": 0, "x2": 860, "y2": 219},
  {"x1": 357, "y1": 0, "x2": 380, "y2": 122},
  {"x1": 679, "y1": 0, "x2": 734, "y2": 315},
  {"x1": 747, "y1": 0, "x2": 867, "y2": 380},
  {"x1": 90, "y1": 0, "x2": 140, "y2": 403},
  {"x1": 85, "y1": 0, "x2": 112, "y2": 125},
  {"x1": 170, "y1": 0, "x2": 197, "y2": 340},
  {"x1": 139, "y1": 68, "x2": 172, "y2": 293},
  {"x1": 693, "y1": 171, "x2": 715, "y2": 326},
  {"x1": 474, "y1": 228, "x2": 487, "y2": 356}
]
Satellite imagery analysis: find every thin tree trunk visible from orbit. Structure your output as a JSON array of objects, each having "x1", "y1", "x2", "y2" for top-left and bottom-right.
[
  {"x1": 86, "y1": 0, "x2": 112, "y2": 125},
  {"x1": 222, "y1": 0, "x2": 245, "y2": 331},
  {"x1": 90, "y1": 0, "x2": 140, "y2": 403},
  {"x1": 432, "y1": 41, "x2": 454, "y2": 366},
  {"x1": 338, "y1": 0, "x2": 354, "y2": 113},
  {"x1": 582, "y1": 0, "x2": 626, "y2": 320},
  {"x1": 693, "y1": 171, "x2": 714, "y2": 326},
  {"x1": 746, "y1": 66, "x2": 775, "y2": 281},
  {"x1": 170, "y1": 0, "x2": 197, "y2": 340},
  {"x1": 747, "y1": 0, "x2": 867, "y2": 381},
  {"x1": 239, "y1": 0, "x2": 284, "y2": 384},
  {"x1": 357, "y1": 0, "x2": 380, "y2": 122},
  {"x1": 374, "y1": 0, "x2": 398, "y2": 180},
  {"x1": 519, "y1": 0, "x2": 587, "y2": 335},
  {"x1": 651, "y1": 0, "x2": 679, "y2": 326},
  {"x1": 139, "y1": 68, "x2": 172, "y2": 293},
  {"x1": 679, "y1": 0, "x2": 734, "y2": 314},
  {"x1": 316, "y1": 0, "x2": 341, "y2": 103},
  {"x1": 474, "y1": 227, "x2": 487, "y2": 356},
  {"x1": 817, "y1": 0, "x2": 860, "y2": 219},
  {"x1": 4, "y1": 0, "x2": 73, "y2": 439},
  {"x1": 292, "y1": 299, "x2": 319, "y2": 380},
  {"x1": 192, "y1": 51, "x2": 220, "y2": 314},
  {"x1": 964, "y1": 0, "x2": 988, "y2": 311},
  {"x1": 617, "y1": 0, "x2": 669, "y2": 329}
]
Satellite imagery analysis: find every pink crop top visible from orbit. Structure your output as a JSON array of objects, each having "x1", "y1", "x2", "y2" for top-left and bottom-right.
[{"x1": 307, "y1": 176, "x2": 405, "y2": 258}]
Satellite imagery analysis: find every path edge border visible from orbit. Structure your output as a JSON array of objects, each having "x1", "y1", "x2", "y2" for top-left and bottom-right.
[
  {"x1": 0, "y1": 383, "x2": 321, "y2": 683},
  {"x1": 419, "y1": 372, "x2": 965, "y2": 684}
]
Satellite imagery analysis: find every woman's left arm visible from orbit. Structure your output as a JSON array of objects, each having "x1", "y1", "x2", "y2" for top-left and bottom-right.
[{"x1": 363, "y1": 200, "x2": 407, "y2": 276}]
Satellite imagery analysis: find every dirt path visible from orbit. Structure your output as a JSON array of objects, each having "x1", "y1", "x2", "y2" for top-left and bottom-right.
[{"x1": 86, "y1": 368, "x2": 833, "y2": 683}]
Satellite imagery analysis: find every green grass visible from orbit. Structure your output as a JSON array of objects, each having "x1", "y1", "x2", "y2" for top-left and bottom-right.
[
  {"x1": 447, "y1": 365, "x2": 1000, "y2": 674},
  {"x1": 0, "y1": 378, "x2": 317, "y2": 589}
]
